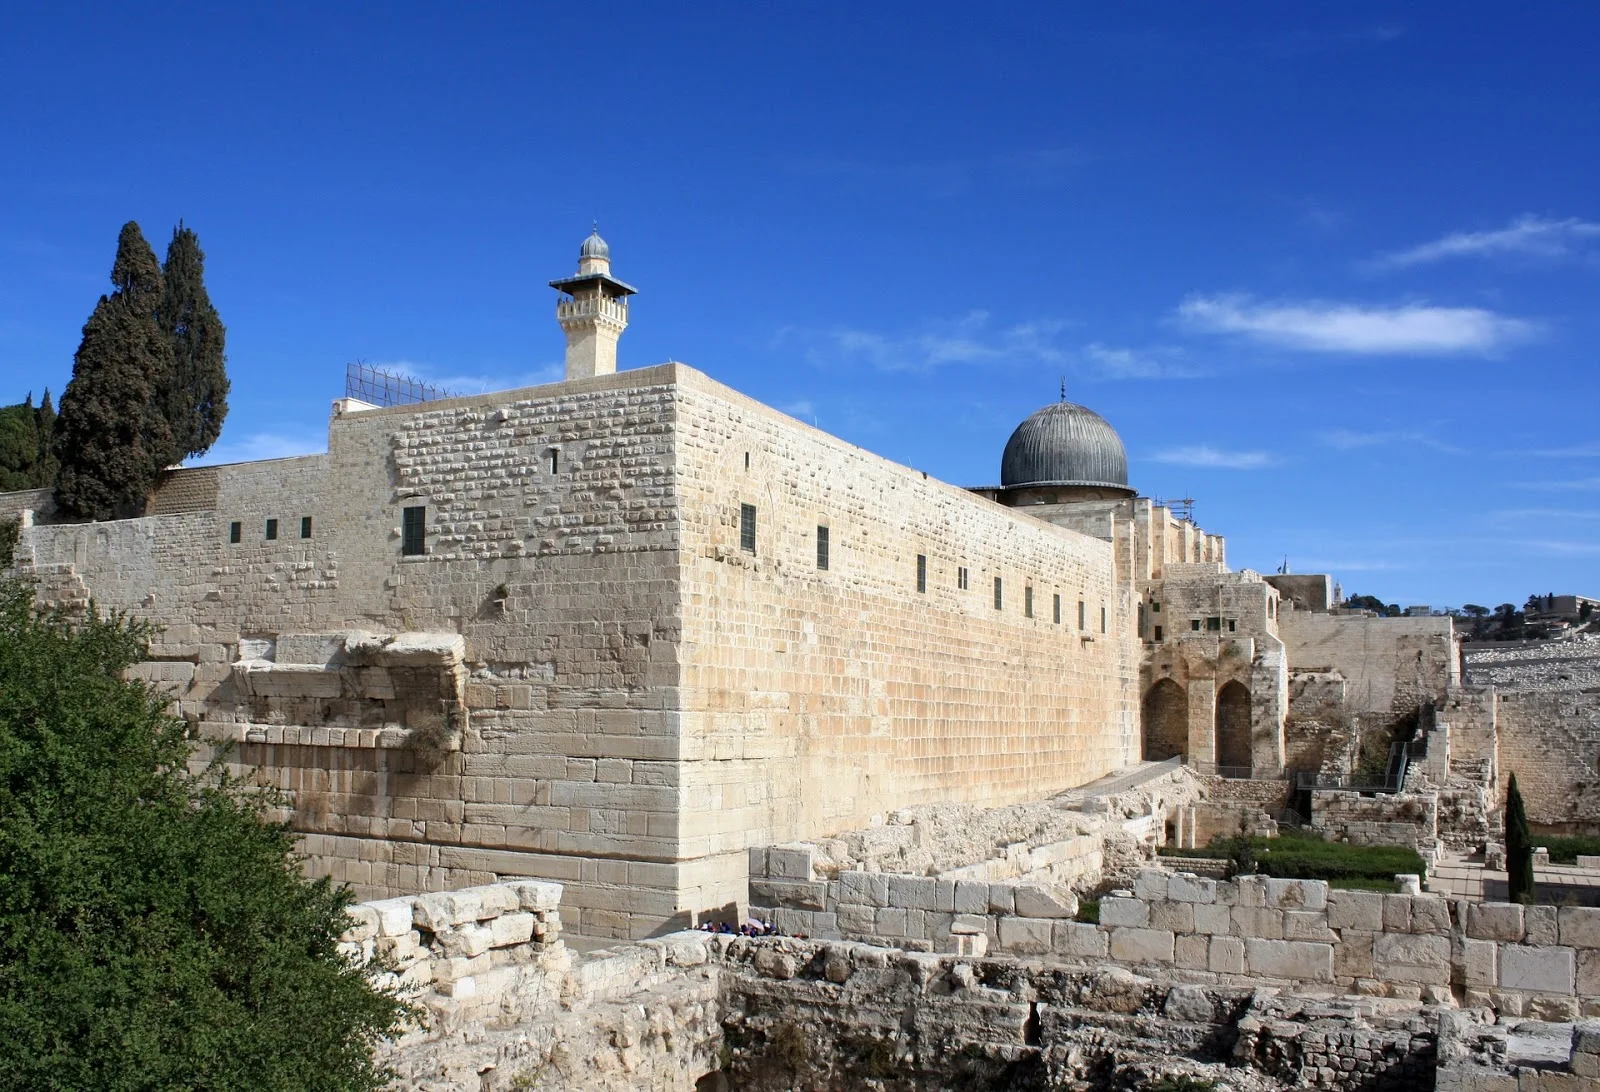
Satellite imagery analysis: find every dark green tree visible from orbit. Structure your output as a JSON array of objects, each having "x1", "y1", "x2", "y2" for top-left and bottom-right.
[
  {"x1": 53, "y1": 222, "x2": 175, "y2": 520},
  {"x1": 156, "y1": 223, "x2": 229, "y2": 462},
  {"x1": 0, "y1": 395, "x2": 41, "y2": 491},
  {"x1": 1505, "y1": 773, "x2": 1535, "y2": 904},
  {"x1": 0, "y1": 578, "x2": 409, "y2": 1088},
  {"x1": 33, "y1": 388, "x2": 56, "y2": 487}
]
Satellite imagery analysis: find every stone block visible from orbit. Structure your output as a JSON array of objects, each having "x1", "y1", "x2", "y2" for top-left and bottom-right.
[
  {"x1": 342, "y1": 905, "x2": 379, "y2": 942},
  {"x1": 1327, "y1": 890, "x2": 1384, "y2": 932},
  {"x1": 1230, "y1": 905, "x2": 1284, "y2": 940},
  {"x1": 887, "y1": 874, "x2": 939, "y2": 911},
  {"x1": 997, "y1": 916, "x2": 1053, "y2": 955},
  {"x1": 1134, "y1": 870, "x2": 1169, "y2": 901},
  {"x1": 1382, "y1": 895, "x2": 1412, "y2": 933},
  {"x1": 439, "y1": 923, "x2": 493, "y2": 958},
  {"x1": 1579, "y1": 949, "x2": 1600, "y2": 997},
  {"x1": 838, "y1": 871, "x2": 889, "y2": 908},
  {"x1": 1333, "y1": 930, "x2": 1374, "y2": 979},
  {"x1": 414, "y1": 890, "x2": 483, "y2": 931},
  {"x1": 1193, "y1": 903, "x2": 1232, "y2": 935},
  {"x1": 1175, "y1": 934, "x2": 1208, "y2": 969},
  {"x1": 1209, "y1": 935, "x2": 1245, "y2": 974},
  {"x1": 1100, "y1": 897, "x2": 1148, "y2": 928},
  {"x1": 766, "y1": 843, "x2": 815, "y2": 881},
  {"x1": 1053, "y1": 921, "x2": 1108, "y2": 959},
  {"x1": 1560, "y1": 906, "x2": 1600, "y2": 949},
  {"x1": 875, "y1": 908, "x2": 908, "y2": 937},
  {"x1": 1466, "y1": 902, "x2": 1525, "y2": 943},
  {"x1": 1525, "y1": 905, "x2": 1559, "y2": 947},
  {"x1": 1373, "y1": 932, "x2": 1450, "y2": 985},
  {"x1": 1233, "y1": 875, "x2": 1267, "y2": 908},
  {"x1": 951, "y1": 914, "x2": 987, "y2": 935},
  {"x1": 1283, "y1": 910, "x2": 1334, "y2": 942},
  {"x1": 747, "y1": 846, "x2": 768, "y2": 878},
  {"x1": 1164, "y1": 983, "x2": 1214, "y2": 1022},
  {"x1": 1168, "y1": 873, "x2": 1217, "y2": 904},
  {"x1": 1528, "y1": 995, "x2": 1579, "y2": 1023},
  {"x1": 933, "y1": 879, "x2": 957, "y2": 913},
  {"x1": 505, "y1": 880, "x2": 562, "y2": 912},
  {"x1": 1264, "y1": 877, "x2": 1326, "y2": 911},
  {"x1": 1109, "y1": 927, "x2": 1175, "y2": 964},
  {"x1": 953, "y1": 932, "x2": 988, "y2": 957},
  {"x1": 953, "y1": 880, "x2": 989, "y2": 915},
  {"x1": 1461, "y1": 937, "x2": 1498, "y2": 988},
  {"x1": 1244, "y1": 938, "x2": 1333, "y2": 982},
  {"x1": 1409, "y1": 897, "x2": 1451, "y2": 935},
  {"x1": 1149, "y1": 900, "x2": 1194, "y2": 934},
  {"x1": 1500, "y1": 944, "x2": 1575, "y2": 995},
  {"x1": 837, "y1": 903, "x2": 876, "y2": 934},
  {"x1": 1014, "y1": 884, "x2": 1077, "y2": 919},
  {"x1": 490, "y1": 912, "x2": 535, "y2": 947},
  {"x1": 987, "y1": 884, "x2": 1015, "y2": 915},
  {"x1": 750, "y1": 879, "x2": 828, "y2": 911}
]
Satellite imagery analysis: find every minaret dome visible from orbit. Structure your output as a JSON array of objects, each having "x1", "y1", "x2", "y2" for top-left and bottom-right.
[{"x1": 550, "y1": 226, "x2": 636, "y2": 380}]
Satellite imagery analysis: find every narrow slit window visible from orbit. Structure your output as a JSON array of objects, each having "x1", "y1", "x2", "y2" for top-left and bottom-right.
[
  {"x1": 1229, "y1": 619, "x2": 1237, "y2": 632},
  {"x1": 816, "y1": 525, "x2": 829, "y2": 570},
  {"x1": 401, "y1": 505, "x2": 427, "y2": 556},
  {"x1": 228, "y1": 521, "x2": 241, "y2": 544},
  {"x1": 1078, "y1": 601, "x2": 1086, "y2": 630},
  {"x1": 993, "y1": 576, "x2": 1003, "y2": 611},
  {"x1": 744, "y1": 451, "x2": 750, "y2": 470},
  {"x1": 265, "y1": 518, "x2": 278, "y2": 541},
  {"x1": 300, "y1": 515, "x2": 312, "y2": 539},
  {"x1": 916, "y1": 554, "x2": 927, "y2": 593},
  {"x1": 547, "y1": 449, "x2": 559, "y2": 474},
  {"x1": 1154, "y1": 624, "x2": 1164, "y2": 641},
  {"x1": 1053, "y1": 594, "x2": 1062, "y2": 624},
  {"x1": 1101, "y1": 606, "x2": 1107, "y2": 633},
  {"x1": 957, "y1": 566, "x2": 969, "y2": 590},
  {"x1": 739, "y1": 503, "x2": 756, "y2": 553},
  {"x1": 1025, "y1": 586, "x2": 1034, "y2": 618}
]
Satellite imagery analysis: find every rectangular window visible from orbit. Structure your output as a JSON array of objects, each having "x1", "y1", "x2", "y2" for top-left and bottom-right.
[
  {"x1": 1152, "y1": 601, "x2": 1161, "y2": 613},
  {"x1": 547, "y1": 449, "x2": 559, "y2": 474},
  {"x1": 300, "y1": 515, "x2": 312, "y2": 539},
  {"x1": 916, "y1": 554, "x2": 926, "y2": 593},
  {"x1": 1053, "y1": 594, "x2": 1062, "y2": 624},
  {"x1": 401, "y1": 505, "x2": 427, "y2": 556},
  {"x1": 1229, "y1": 619, "x2": 1237, "y2": 632},
  {"x1": 993, "y1": 576, "x2": 1003, "y2": 610},
  {"x1": 744, "y1": 451, "x2": 750, "y2": 470},
  {"x1": 1192, "y1": 619, "x2": 1201, "y2": 631},
  {"x1": 265, "y1": 518, "x2": 278, "y2": 541},
  {"x1": 739, "y1": 503, "x2": 756, "y2": 553},
  {"x1": 1154, "y1": 625, "x2": 1164, "y2": 641},
  {"x1": 1207, "y1": 616, "x2": 1222, "y2": 632},
  {"x1": 957, "y1": 566, "x2": 968, "y2": 590},
  {"x1": 1024, "y1": 585, "x2": 1034, "y2": 618},
  {"x1": 1101, "y1": 606, "x2": 1107, "y2": 633},
  {"x1": 228, "y1": 521, "x2": 241, "y2": 544},
  {"x1": 816, "y1": 525, "x2": 829, "y2": 570},
  {"x1": 1078, "y1": 600, "x2": 1086, "y2": 630}
]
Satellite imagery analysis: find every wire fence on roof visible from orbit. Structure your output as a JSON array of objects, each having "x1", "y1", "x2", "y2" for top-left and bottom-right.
[{"x1": 344, "y1": 362, "x2": 457, "y2": 407}]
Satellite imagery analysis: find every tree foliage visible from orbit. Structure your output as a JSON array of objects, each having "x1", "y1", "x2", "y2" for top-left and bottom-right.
[
  {"x1": 1505, "y1": 773, "x2": 1535, "y2": 905},
  {"x1": 0, "y1": 392, "x2": 57, "y2": 492},
  {"x1": 156, "y1": 223, "x2": 229, "y2": 462},
  {"x1": 53, "y1": 223, "x2": 176, "y2": 520},
  {"x1": 0, "y1": 579, "x2": 409, "y2": 1089}
]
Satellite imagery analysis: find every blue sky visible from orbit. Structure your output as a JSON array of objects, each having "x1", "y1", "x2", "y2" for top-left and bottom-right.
[{"x1": 1, "y1": 4, "x2": 1595, "y2": 609}]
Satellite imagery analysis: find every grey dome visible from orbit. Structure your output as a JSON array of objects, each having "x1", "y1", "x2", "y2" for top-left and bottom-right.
[
  {"x1": 580, "y1": 230, "x2": 610, "y2": 259},
  {"x1": 1000, "y1": 401, "x2": 1129, "y2": 490}
]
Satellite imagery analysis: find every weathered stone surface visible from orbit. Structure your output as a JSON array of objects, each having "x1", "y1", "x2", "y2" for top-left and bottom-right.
[
  {"x1": 1148, "y1": 899, "x2": 1194, "y2": 934},
  {"x1": 1175, "y1": 933, "x2": 1208, "y2": 969},
  {"x1": 1333, "y1": 930, "x2": 1374, "y2": 980},
  {"x1": 997, "y1": 916, "x2": 1053, "y2": 955},
  {"x1": 1209, "y1": 935, "x2": 1245, "y2": 974},
  {"x1": 1466, "y1": 901, "x2": 1525, "y2": 943},
  {"x1": 766, "y1": 843, "x2": 815, "y2": 881},
  {"x1": 1373, "y1": 932, "x2": 1451, "y2": 985},
  {"x1": 1099, "y1": 896, "x2": 1148, "y2": 928},
  {"x1": 1167, "y1": 873, "x2": 1216, "y2": 904},
  {"x1": 1193, "y1": 902, "x2": 1231, "y2": 935},
  {"x1": 1134, "y1": 870, "x2": 1168, "y2": 901},
  {"x1": 1525, "y1": 905, "x2": 1560, "y2": 947},
  {"x1": 1264, "y1": 878, "x2": 1326, "y2": 911},
  {"x1": 1461, "y1": 937, "x2": 1498, "y2": 988},
  {"x1": 838, "y1": 871, "x2": 889, "y2": 908},
  {"x1": 953, "y1": 880, "x2": 989, "y2": 915},
  {"x1": 1326, "y1": 890, "x2": 1383, "y2": 932},
  {"x1": 1013, "y1": 884, "x2": 1077, "y2": 919},
  {"x1": 1500, "y1": 944, "x2": 1576, "y2": 995},
  {"x1": 1409, "y1": 896, "x2": 1451, "y2": 935},
  {"x1": 1283, "y1": 909, "x2": 1334, "y2": 942},
  {"x1": 1109, "y1": 927, "x2": 1175, "y2": 963},
  {"x1": 1053, "y1": 920, "x2": 1108, "y2": 959},
  {"x1": 1244, "y1": 938, "x2": 1333, "y2": 982},
  {"x1": 1230, "y1": 905, "x2": 1284, "y2": 940},
  {"x1": 1559, "y1": 906, "x2": 1600, "y2": 949}
]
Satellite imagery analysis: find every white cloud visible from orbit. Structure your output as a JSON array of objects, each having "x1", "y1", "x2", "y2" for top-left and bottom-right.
[
  {"x1": 1317, "y1": 428, "x2": 1463, "y2": 455},
  {"x1": 1080, "y1": 342, "x2": 1203, "y2": 380},
  {"x1": 1520, "y1": 477, "x2": 1600, "y2": 492},
  {"x1": 187, "y1": 430, "x2": 325, "y2": 467},
  {"x1": 374, "y1": 360, "x2": 564, "y2": 396},
  {"x1": 798, "y1": 311, "x2": 1073, "y2": 374},
  {"x1": 1530, "y1": 440, "x2": 1600, "y2": 458},
  {"x1": 1489, "y1": 507, "x2": 1600, "y2": 522},
  {"x1": 1372, "y1": 215, "x2": 1600, "y2": 270},
  {"x1": 1514, "y1": 539, "x2": 1600, "y2": 557},
  {"x1": 1178, "y1": 294, "x2": 1535, "y2": 355},
  {"x1": 779, "y1": 400, "x2": 816, "y2": 421},
  {"x1": 1150, "y1": 445, "x2": 1277, "y2": 470}
]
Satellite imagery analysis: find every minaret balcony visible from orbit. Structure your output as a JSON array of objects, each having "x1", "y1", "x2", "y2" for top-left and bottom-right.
[{"x1": 556, "y1": 296, "x2": 629, "y2": 324}]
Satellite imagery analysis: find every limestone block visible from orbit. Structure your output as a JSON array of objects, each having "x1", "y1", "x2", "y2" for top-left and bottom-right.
[
  {"x1": 414, "y1": 890, "x2": 483, "y2": 932},
  {"x1": 887, "y1": 874, "x2": 940, "y2": 912},
  {"x1": 1209, "y1": 935, "x2": 1245, "y2": 974},
  {"x1": 837, "y1": 903, "x2": 876, "y2": 934},
  {"x1": 1579, "y1": 950, "x2": 1600, "y2": 997},
  {"x1": 1283, "y1": 910, "x2": 1334, "y2": 942},
  {"x1": 953, "y1": 880, "x2": 989, "y2": 915},
  {"x1": 1396, "y1": 874, "x2": 1422, "y2": 895},
  {"x1": 439, "y1": 923, "x2": 493, "y2": 958},
  {"x1": 1264, "y1": 878, "x2": 1326, "y2": 911},
  {"x1": 767, "y1": 843, "x2": 816, "y2": 881},
  {"x1": 1373, "y1": 932, "x2": 1450, "y2": 985},
  {"x1": 997, "y1": 916, "x2": 1053, "y2": 955},
  {"x1": 1234, "y1": 875, "x2": 1268, "y2": 908},
  {"x1": 950, "y1": 914, "x2": 987, "y2": 935},
  {"x1": 1382, "y1": 895, "x2": 1413, "y2": 933},
  {"x1": 750, "y1": 880, "x2": 828, "y2": 911},
  {"x1": 1164, "y1": 983, "x2": 1214, "y2": 1022},
  {"x1": 1213, "y1": 879, "x2": 1240, "y2": 907},
  {"x1": 1333, "y1": 931, "x2": 1374, "y2": 980},
  {"x1": 505, "y1": 880, "x2": 562, "y2": 912},
  {"x1": 747, "y1": 846, "x2": 769, "y2": 878},
  {"x1": 1193, "y1": 903, "x2": 1232, "y2": 936},
  {"x1": 1175, "y1": 934, "x2": 1209, "y2": 969},
  {"x1": 1409, "y1": 897, "x2": 1451, "y2": 935},
  {"x1": 1327, "y1": 890, "x2": 1384, "y2": 932},
  {"x1": 838, "y1": 871, "x2": 889, "y2": 908},
  {"x1": 953, "y1": 932, "x2": 988, "y2": 957},
  {"x1": 490, "y1": 912, "x2": 535, "y2": 947},
  {"x1": 987, "y1": 884, "x2": 1015, "y2": 916},
  {"x1": 1466, "y1": 902, "x2": 1525, "y2": 943},
  {"x1": 1109, "y1": 927, "x2": 1175, "y2": 964},
  {"x1": 1528, "y1": 995, "x2": 1579, "y2": 1022},
  {"x1": 1134, "y1": 870, "x2": 1168, "y2": 901},
  {"x1": 1244, "y1": 938, "x2": 1333, "y2": 982},
  {"x1": 342, "y1": 904, "x2": 379, "y2": 942},
  {"x1": 1014, "y1": 884, "x2": 1077, "y2": 919},
  {"x1": 1100, "y1": 897, "x2": 1148, "y2": 928},
  {"x1": 1526, "y1": 906, "x2": 1559, "y2": 947},
  {"x1": 1500, "y1": 944, "x2": 1576, "y2": 995},
  {"x1": 875, "y1": 908, "x2": 908, "y2": 937},
  {"x1": 1461, "y1": 937, "x2": 1498, "y2": 988},
  {"x1": 1559, "y1": 906, "x2": 1600, "y2": 949},
  {"x1": 1149, "y1": 900, "x2": 1194, "y2": 934},
  {"x1": 1230, "y1": 906, "x2": 1284, "y2": 940},
  {"x1": 1168, "y1": 873, "x2": 1216, "y2": 904},
  {"x1": 933, "y1": 879, "x2": 957, "y2": 913},
  {"x1": 1053, "y1": 921, "x2": 1108, "y2": 959}
]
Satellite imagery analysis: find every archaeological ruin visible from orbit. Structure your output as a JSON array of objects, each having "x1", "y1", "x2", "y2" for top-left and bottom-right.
[{"x1": 5, "y1": 229, "x2": 1600, "y2": 1088}]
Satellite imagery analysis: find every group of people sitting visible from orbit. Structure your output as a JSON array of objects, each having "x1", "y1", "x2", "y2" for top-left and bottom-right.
[{"x1": 695, "y1": 919, "x2": 798, "y2": 938}]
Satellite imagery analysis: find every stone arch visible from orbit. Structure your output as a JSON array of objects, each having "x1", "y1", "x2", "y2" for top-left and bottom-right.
[
  {"x1": 1216, "y1": 679, "x2": 1252, "y2": 772},
  {"x1": 1142, "y1": 678, "x2": 1187, "y2": 761}
]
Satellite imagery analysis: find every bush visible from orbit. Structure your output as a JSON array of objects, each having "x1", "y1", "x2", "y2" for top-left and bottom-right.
[
  {"x1": 1536, "y1": 835, "x2": 1600, "y2": 865},
  {"x1": 1163, "y1": 830, "x2": 1425, "y2": 884},
  {"x1": 1075, "y1": 898, "x2": 1100, "y2": 924},
  {"x1": 0, "y1": 579, "x2": 409, "y2": 1089}
]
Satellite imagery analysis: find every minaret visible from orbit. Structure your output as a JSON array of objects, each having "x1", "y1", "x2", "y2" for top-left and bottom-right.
[{"x1": 550, "y1": 226, "x2": 637, "y2": 380}]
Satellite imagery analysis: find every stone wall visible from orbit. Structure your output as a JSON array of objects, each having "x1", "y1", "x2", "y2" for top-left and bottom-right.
[
  {"x1": 1496, "y1": 690, "x2": 1600, "y2": 833},
  {"x1": 1311, "y1": 789, "x2": 1439, "y2": 852},
  {"x1": 1278, "y1": 610, "x2": 1458, "y2": 719}
]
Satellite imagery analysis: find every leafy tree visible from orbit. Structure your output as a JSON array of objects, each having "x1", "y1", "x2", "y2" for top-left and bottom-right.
[
  {"x1": 0, "y1": 392, "x2": 56, "y2": 491},
  {"x1": 53, "y1": 223, "x2": 176, "y2": 520},
  {"x1": 1342, "y1": 594, "x2": 1392, "y2": 616},
  {"x1": 1505, "y1": 773, "x2": 1535, "y2": 904},
  {"x1": 1461, "y1": 604, "x2": 1489, "y2": 618},
  {"x1": 0, "y1": 579, "x2": 409, "y2": 1088},
  {"x1": 156, "y1": 223, "x2": 229, "y2": 462}
]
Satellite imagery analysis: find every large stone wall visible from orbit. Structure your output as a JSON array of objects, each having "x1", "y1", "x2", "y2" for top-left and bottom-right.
[
  {"x1": 1278, "y1": 610, "x2": 1458, "y2": 720},
  {"x1": 1496, "y1": 690, "x2": 1600, "y2": 832}
]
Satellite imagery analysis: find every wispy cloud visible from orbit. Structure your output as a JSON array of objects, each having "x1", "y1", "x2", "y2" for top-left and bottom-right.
[
  {"x1": 1150, "y1": 445, "x2": 1278, "y2": 470},
  {"x1": 188, "y1": 430, "x2": 326, "y2": 467},
  {"x1": 790, "y1": 311, "x2": 1073, "y2": 374},
  {"x1": 779, "y1": 400, "x2": 817, "y2": 422},
  {"x1": 1489, "y1": 507, "x2": 1600, "y2": 522},
  {"x1": 1080, "y1": 342, "x2": 1204, "y2": 380},
  {"x1": 1178, "y1": 294, "x2": 1536, "y2": 356},
  {"x1": 1530, "y1": 440, "x2": 1600, "y2": 458},
  {"x1": 1514, "y1": 539, "x2": 1600, "y2": 557},
  {"x1": 1317, "y1": 428, "x2": 1464, "y2": 455},
  {"x1": 1371, "y1": 215, "x2": 1600, "y2": 270},
  {"x1": 1519, "y1": 477, "x2": 1600, "y2": 492},
  {"x1": 367, "y1": 360, "x2": 565, "y2": 396}
]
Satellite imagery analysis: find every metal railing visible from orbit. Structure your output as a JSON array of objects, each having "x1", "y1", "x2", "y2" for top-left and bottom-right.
[
  {"x1": 345, "y1": 362, "x2": 457, "y2": 408},
  {"x1": 1185, "y1": 759, "x2": 1289, "y2": 782}
]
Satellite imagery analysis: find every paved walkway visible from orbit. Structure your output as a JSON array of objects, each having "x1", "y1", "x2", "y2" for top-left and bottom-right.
[{"x1": 1428, "y1": 850, "x2": 1600, "y2": 906}]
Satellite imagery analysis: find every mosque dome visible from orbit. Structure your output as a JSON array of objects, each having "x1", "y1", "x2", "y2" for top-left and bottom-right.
[
  {"x1": 580, "y1": 229, "x2": 610, "y2": 260},
  {"x1": 999, "y1": 400, "x2": 1130, "y2": 491}
]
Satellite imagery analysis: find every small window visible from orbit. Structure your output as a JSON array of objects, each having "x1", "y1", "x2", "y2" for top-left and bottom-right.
[
  {"x1": 547, "y1": 449, "x2": 559, "y2": 474},
  {"x1": 739, "y1": 503, "x2": 756, "y2": 553},
  {"x1": 1152, "y1": 601, "x2": 1161, "y2": 613},
  {"x1": 1154, "y1": 625, "x2": 1164, "y2": 641},
  {"x1": 816, "y1": 525, "x2": 829, "y2": 570},
  {"x1": 993, "y1": 576, "x2": 1003, "y2": 611},
  {"x1": 1229, "y1": 619, "x2": 1237, "y2": 632},
  {"x1": 300, "y1": 515, "x2": 312, "y2": 539},
  {"x1": 1207, "y1": 616, "x2": 1222, "y2": 632},
  {"x1": 228, "y1": 521, "x2": 241, "y2": 544},
  {"x1": 916, "y1": 554, "x2": 926, "y2": 593},
  {"x1": 1078, "y1": 601, "x2": 1086, "y2": 630},
  {"x1": 1101, "y1": 606, "x2": 1107, "y2": 633},
  {"x1": 744, "y1": 451, "x2": 750, "y2": 470},
  {"x1": 1025, "y1": 586, "x2": 1034, "y2": 618},
  {"x1": 402, "y1": 505, "x2": 427, "y2": 556},
  {"x1": 1191, "y1": 619, "x2": 1201, "y2": 631},
  {"x1": 265, "y1": 518, "x2": 278, "y2": 541},
  {"x1": 1053, "y1": 594, "x2": 1062, "y2": 624},
  {"x1": 957, "y1": 566, "x2": 969, "y2": 590}
]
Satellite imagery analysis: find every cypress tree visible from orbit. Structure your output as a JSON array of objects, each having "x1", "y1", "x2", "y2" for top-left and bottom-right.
[
  {"x1": 156, "y1": 223, "x2": 228, "y2": 462},
  {"x1": 0, "y1": 396, "x2": 39, "y2": 492},
  {"x1": 33, "y1": 389, "x2": 56, "y2": 487},
  {"x1": 53, "y1": 223, "x2": 175, "y2": 521},
  {"x1": 1505, "y1": 773, "x2": 1535, "y2": 904}
]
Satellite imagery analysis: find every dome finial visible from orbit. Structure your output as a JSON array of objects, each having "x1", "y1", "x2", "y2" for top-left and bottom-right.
[{"x1": 1060, "y1": 375, "x2": 1066, "y2": 402}]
